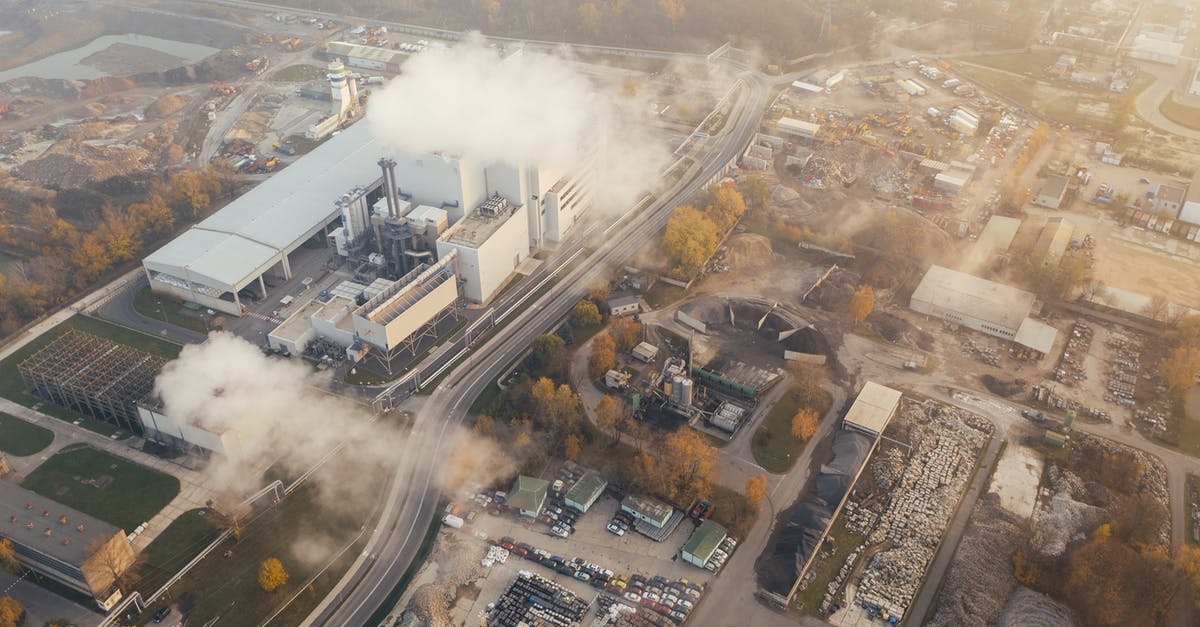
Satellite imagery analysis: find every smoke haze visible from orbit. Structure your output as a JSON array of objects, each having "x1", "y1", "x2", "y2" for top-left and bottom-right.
[{"x1": 368, "y1": 34, "x2": 671, "y2": 212}]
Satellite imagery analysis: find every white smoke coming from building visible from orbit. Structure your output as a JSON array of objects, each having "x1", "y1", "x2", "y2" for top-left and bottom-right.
[{"x1": 368, "y1": 34, "x2": 671, "y2": 212}]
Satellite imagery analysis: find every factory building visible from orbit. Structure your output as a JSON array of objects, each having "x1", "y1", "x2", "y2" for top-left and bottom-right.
[
  {"x1": 144, "y1": 112, "x2": 592, "y2": 317},
  {"x1": 18, "y1": 330, "x2": 165, "y2": 435},
  {"x1": 308, "y1": 60, "x2": 361, "y2": 140},
  {"x1": 351, "y1": 252, "x2": 461, "y2": 360},
  {"x1": 0, "y1": 480, "x2": 136, "y2": 610},
  {"x1": 910, "y1": 265, "x2": 1058, "y2": 357}
]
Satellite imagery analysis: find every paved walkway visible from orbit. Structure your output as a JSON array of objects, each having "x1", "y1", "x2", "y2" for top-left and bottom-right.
[
  {"x1": 1134, "y1": 62, "x2": 1200, "y2": 142},
  {"x1": 0, "y1": 570, "x2": 101, "y2": 626},
  {"x1": 0, "y1": 397, "x2": 219, "y2": 550}
]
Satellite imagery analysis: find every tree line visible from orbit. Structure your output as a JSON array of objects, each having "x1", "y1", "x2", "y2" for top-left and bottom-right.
[
  {"x1": 661, "y1": 183, "x2": 746, "y2": 280},
  {"x1": 0, "y1": 168, "x2": 231, "y2": 337}
]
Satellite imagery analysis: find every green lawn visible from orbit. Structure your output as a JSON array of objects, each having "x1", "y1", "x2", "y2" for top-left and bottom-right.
[
  {"x1": 644, "y1": 283, "x2": 685, "y2": 309},
  {"x1": 268, "y1": 64, "x2": 325, "y2": 82},
  {"x1": 134, "y1": 483, "x2": 378, "y2": 626},
  {"x1": 1159, "y1": 95, "x2": 1200, "y2": 132},
  {"x1": 751, "y1": 386, "x2": 833, "y2": 473},
  {"x1": 708, "y1": 483, "x2": 757, "y2": 540},
  {"x1": 132, "y1": 286, "x2": 211, "y2": 334},
  {"x1": 0, "y1": 412, "x2": 54, "y2": 456},
  {"x1": 792, "y1": 518, "x2": 866, "y2": 615},
  {"x1": 141, "y1": 508, "x2": 222, "y2": 573},
  {"x1": 21, "y1": 446, "x2": 180, "y2": 531}
]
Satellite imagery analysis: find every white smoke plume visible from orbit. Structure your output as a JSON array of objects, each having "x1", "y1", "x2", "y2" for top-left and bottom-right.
[
  {"x1": 152, "y1": 333, "x2": 513, "y2": 512},
  {"x1": 368, "y1": 34, "x2": 671, "y2": 212}
]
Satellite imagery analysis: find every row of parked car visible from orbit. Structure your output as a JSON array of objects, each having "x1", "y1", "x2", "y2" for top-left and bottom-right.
[
  {"x1": 607, "y1": 510, "x2": 633, "y2": 536},
  {"x1": 489, "y1": 537, "x2": 703, "y2": 623}
]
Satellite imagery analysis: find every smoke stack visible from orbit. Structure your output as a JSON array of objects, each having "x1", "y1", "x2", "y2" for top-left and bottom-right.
[{"x1": 377, "y1": 158, "x2": 396, "y2": 218}]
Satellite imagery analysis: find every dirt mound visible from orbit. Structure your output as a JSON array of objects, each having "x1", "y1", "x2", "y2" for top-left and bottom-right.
[
  {"x1": 927, "y1": 498, "x2": 1023, "y2": 627},
  {"x1": 146, "y1": 93, "x2": 188, "y2": 118},
  {"x1": 998, "y1": 586, "x2": 1075, "y2": 627},
  {"x1": 16, "y1": 140, "x2": 150, "y2": 188},
  {"x1": 723, "y1": 233, "x2": 777, "y2": 271},
  {"x1": 980, "y1": 375, "x2": 1026, "y2": 398}
]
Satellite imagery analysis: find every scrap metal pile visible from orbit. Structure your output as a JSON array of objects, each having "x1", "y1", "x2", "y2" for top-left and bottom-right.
[{"x1": 848, "y1": 400, "x2": 991, "y2": 621}]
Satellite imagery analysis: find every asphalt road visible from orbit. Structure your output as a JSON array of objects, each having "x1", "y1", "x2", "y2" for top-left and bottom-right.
[{"x1": 302, "y1": 67, "x2": 770, "y2": 626}]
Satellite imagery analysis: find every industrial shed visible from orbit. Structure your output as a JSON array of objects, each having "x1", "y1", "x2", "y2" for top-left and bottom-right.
[
  {"x1": 842, "y1": 382, "x2": 902, "y2": 437},
  {"x1": 564, "y1": 472, "x2": 607, "y2": 513},
  {"x1": 1032, "y1": 217, "x2": 1074, "y2": 261},
  {"x1": 910, "y1": 265, "x2": 1058, "y2": 355},
  {"x1": 143, "y1": 121, "x2": 385, "y2": 316},
  {"x1": 621, "y1": 495, "x2": 674, "y2": 529},
  {"x1": 1032, "y1": 175, "x2": 1069, "y2": 209},
  {"x1": 976, "y1": 215, "x2": 1020, "y2": 252},
  {"x1": 681, "y1": 519, "x2": 727, "y2": 568},
  {"x1": 776, "y1": 117, "x2": 821, "y2": 140},
  {"x1": 508, "y1": 476, "x2": 549, "y2": 518}
]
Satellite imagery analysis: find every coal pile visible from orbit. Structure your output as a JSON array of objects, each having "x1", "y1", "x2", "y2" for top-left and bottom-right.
[{"x1": 757, "y1": 430, "x2": 873, "y2": 596}]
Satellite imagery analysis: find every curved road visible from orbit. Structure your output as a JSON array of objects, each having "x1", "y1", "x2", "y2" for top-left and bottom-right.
[{"x1": 301, "y1": 67, "x2": 771, "y2": 626}]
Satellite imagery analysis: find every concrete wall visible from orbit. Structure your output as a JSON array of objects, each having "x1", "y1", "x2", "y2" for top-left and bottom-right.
[{"x1": 137, "y1": 405, "x2": 237, "y2": 457}]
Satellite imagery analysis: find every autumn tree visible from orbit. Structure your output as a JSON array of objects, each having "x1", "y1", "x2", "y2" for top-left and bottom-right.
[
  {"x1": 564, "y1": 434, "x2": 581, "y2": 461},
  {"x1": 530, "y1": 333, "x2": 567, "y2": 377},
  {"x1": 742, "y1": 176, "x2": 771, "y2": 212},
  {"x1": 791, "y1": 407, "x2": 820, "y2": 441},
  {"x1": 86, "y1": 535, "x2": 140, "y2": 591},
  {"x1": 1061, "y1": 536, "x2": 1178, "y2": 626},
  {"x1": 0, "y1": 539, "x2": 17, "y2": 573},
  {"x1": 652, "y1": 428, "x2": 718, "y2": 504},
  {"x1": 590, "y1": 332, "x2": 617, "y2": 378},
  {"x1": 745, "y1": 474, "x2": 768, "y2": 505},
  {"x1": 1161, "y1": 345, "x2": 1200, "y2": 394},
  {"x1": 609, "y1": 316, "x2": 642, "y2": 352},
  {"x1": 0, "y1": 596, "x2": 22, "y2": 627},
  {"x1": 258, "y1": 556, "x2": 289, "y2": 592},
  {"x1": 594, "y1": 394, "x2": 629, "y2": 445},
  {"x1": 572, "y1": 299, "x2": 602, "y2": 327},
  {"x1": 662, "y1": 205, "x2": 718, "y2": 279},
  {"x1": 849, "y1": 285, "x2": 875, "y2": 323},
  {"x1": 587, "y1": 280, "x2": 611, "y2": 303},
  {"x1": 708, "y1": 185, "x2": 747, "y2": 232},
  {"x1": 659, "y1": 0, "x2": 685, "y2": 27},
  {"x1": 473, "y1": 414, "x2": 496, "y2": 436}
]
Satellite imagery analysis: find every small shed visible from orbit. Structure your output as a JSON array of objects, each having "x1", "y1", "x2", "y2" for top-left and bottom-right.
[
  {"x1": 682, "y1": 519, "x2": 728, "y2": 568},
  {"x1": 565, "y1": 473, "x2": 608, "y2": 513},
  {"x1": 621, "y1": 495, "x2": 674, "y2": 528},
  {"x1": 508, "y1": 476, "x2": 549, "y2": 518},
  {"x1": 607, "y1": 295, "x2": 641, "y2": 317},
  {"x1": 632, "y1": 342, "x2": 659, "y2": 363}
]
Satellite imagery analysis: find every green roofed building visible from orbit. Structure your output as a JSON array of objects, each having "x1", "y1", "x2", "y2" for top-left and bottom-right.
[
  {"x1": 508, "y1": 475, "x2": 549, "y2": 518},
  {"x1": 565, "y1": 472, "x2": 607, "y2": 513},
  {"x1": 682, "y1": 519, "x2": 728, "y2": 568}
]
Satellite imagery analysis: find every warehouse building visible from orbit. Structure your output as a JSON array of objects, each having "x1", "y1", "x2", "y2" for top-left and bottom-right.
[
  {"x1": 1033, "y1": 175, "x2": 1069, "y2": 209},
  {"x1": 325, "y1": 41, "x2": 407, "y2": 72},
  {"x1": 18, "y1": 330, "x2": 166, "y2": 435},
  {"x1": 565, "y1": 472, "x2": 607, "y2": 513},
  {"x1": 1131, "y1": 34, "x2": 1183, "y2": 65},
  {"x1": 841, "y1": 382, "x2": 902, "y2": 438},
  {"x1": 0, "y1": 480, "x2": 136, "y2": 610},
  {"x1": 681, "y1": 519, "x2": 728, "y2": 568},
  {"x1": 976, "y1": 215, "x2": 1020, "y2": 252},
  {"x1": 1032, "y1": 217, "x2": 1075, "y2": 261},
  {"x1": 508, "y1": 476, "x2": 549, "y2": 518},
  {"x1": 910, "y1": 265, "x2": 1058, "y2": 356},
  {"x1": 776, "y1": 117, "x2": 821, "y2": 141}
]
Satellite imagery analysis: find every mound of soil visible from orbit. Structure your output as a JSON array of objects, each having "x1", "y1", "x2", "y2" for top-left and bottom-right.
[
  {"x1": 980, "y1": 375, "x2": 1026, "y2": 398},
  {"x1": 146, "y1": 93, "x2": 188, "y2": 118},
  {"x1": 723, "y1": 233, "x2": 777, "y2": 271}
]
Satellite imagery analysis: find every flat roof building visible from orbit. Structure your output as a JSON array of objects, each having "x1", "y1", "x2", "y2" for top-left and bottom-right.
[
  {"x1": 842, "y1": 382, "x2": 902, "y2": 437},
  {"x1": 621, "y1": 495, "x2": 674, "y2": 529},
  {"x1": 681, "y1": 519, "x2": 728, "y2": 568},
  {"x1": 0, "y1": 480, "x2": 136, "y2": 610},
  {"x1": 1032, "y1": 217, "x2": 1075, "y2": 261},
  {"x1": 976, "y1": 215, "x2": 1021, "y2": 252},
  {"x1": 632, "y1": 341, "x2": 659, "y2": 363},
  {"x1": 435, "y1": 194, "x2": 530, "y2": 303},
  {"x1": 326, "y1": 41, "x2": 407, "y2": 72},
  {"x1": 1154, "y1": 184, "x2": 1187, "y2": 216},
  {"x1": 607, "y1": 295, "x2": 640, "y2": 317},
  {"x1": 508, "y1": 476, "x2": 549, "y2": 518},
  {"x1": 776, "y1": 117, "x2": 821, "y2": 140},
  {"x1": 1033, "y1": 175, "x2": 1069, "y2": 209},
  {"x1": 910, "y1": 265, "x2": 1058, "y2": 356},
  {"x1": 565, "y1": 473, "x2": 607, "y2": 513}
]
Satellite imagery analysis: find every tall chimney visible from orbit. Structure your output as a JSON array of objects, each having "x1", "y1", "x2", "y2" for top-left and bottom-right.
[{"x1": 377, "y1": 158, "x2": 396, "y2": 218}]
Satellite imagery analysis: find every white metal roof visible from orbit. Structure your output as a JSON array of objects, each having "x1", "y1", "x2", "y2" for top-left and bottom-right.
[
  {"x1": 910, "y1": 265, "x2": 1036, "y2": 332},
  {"x1": 977, "y1": 216, "x2": 1020, "y2": 251},
  {"x1": 144, "y1": 119, "x2": 384, "y2": 290},
  {"x1": 1014, "y1": 318, "x2": 1058, "y2": 354},
  {"x1": 843, "y1": 382, "x2": 901, "y2": 436}
]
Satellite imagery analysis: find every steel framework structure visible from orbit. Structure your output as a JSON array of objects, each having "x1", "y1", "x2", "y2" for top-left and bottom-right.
[{"x1": 17, "y1": 329, "x2": 166, "y2": 434}]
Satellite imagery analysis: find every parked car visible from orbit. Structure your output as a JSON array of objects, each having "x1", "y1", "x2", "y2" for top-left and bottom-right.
[
  {"x1": 607, "y1": 522, "x2": 625, "y2": 536},
  {"x1": 152, "y1": 607, "x2": 172, "y2": 623},
  {"x1": 573, "y1": 570, "x2": 591, "y2": 582}
]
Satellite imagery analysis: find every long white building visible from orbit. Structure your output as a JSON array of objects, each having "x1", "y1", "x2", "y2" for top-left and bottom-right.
[{"x1": 143, "y1": 115, "x2": 592, "y2": 316}]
